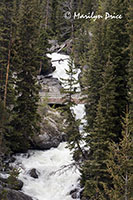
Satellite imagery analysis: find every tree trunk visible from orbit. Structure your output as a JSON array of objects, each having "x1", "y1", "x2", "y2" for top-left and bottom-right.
[
  {"x1": 45, "y1": 0, "x2": 49, "y2": 29},
  {"x1": 125, "y1": 172, "x2": 128, "y2": 200},
  {"x1": 4, "y1": 40, "x2": 11, "y2": 108}
]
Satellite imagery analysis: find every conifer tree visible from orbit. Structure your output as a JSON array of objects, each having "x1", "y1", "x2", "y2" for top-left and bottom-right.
[
  {"x1": 0, "y1": 0, "x2": 14, "y2": 107},
  {"x1": 127, "y1": 0, "x2": 133, "y2": 124},
  {"x1": 81, "y1": 58, "x2": 115, "y2": 199},
  {"x1": 73, "y1": 0, "x2": 98, "y2": 66},
  {"x1": 61, "y1": 56, "x2": 85, "y2": 158},
  {"x1": 81, "y1": 0, "x2": 130, "y2": 198},
  {"x1": 40, "y1": 0, "x2": 54, "y2": 36},
  {"x1": 82, "y1": 17, "x2": 106, "y2": 135},
  {"x1": 56, "y1": 0, "x2": 75, "y2": 42},
  {"x1": 7, "y1": 0, "x2": 40, "y2": 153},
  {"x1": 81, "y1": 0, "x2": 98, "y2": 14},
  {"x1": 0, "y1": 0, "x2": 15, "y2": 157},
  {"x1": 104, "y1": 110, "x2": 133, "y2": 200},
  {"x1": 35, "y1": 0, "x2": 51, "y2": 75},
  {"x1": 0, "y1": 100, "x2": 9, "y2": 156}
]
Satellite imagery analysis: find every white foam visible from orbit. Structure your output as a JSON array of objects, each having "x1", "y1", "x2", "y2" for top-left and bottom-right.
[
  {"x1": 14, "y1": 143, "x2": 80, "y2": 200},
  {"x1": 13, "y1": 53, "x2": 85, "y2": 200},
  {"x1": 47, "y1": 53, "x2": 81, "y2": 90}
]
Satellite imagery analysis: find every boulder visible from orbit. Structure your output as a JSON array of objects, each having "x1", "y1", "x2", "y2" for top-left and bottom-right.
[
  {"x1": 70, "y1": 188, "x2": 79, "y2": 199},
  {"x1": 31, "y1": 107, "x2": 67, "y2": 150},
  {"x1": 28, "y1": 168, "x2": 39, "y2": 179},
  {"x1": 14, "y1": 179, "x2": 23, "y2": 190},
  {"x1": 0, "y1": 176, "x2": 23, "y2": 190},
  {"x1": 31, "y1": 119, "x2": 63, "y2": 150},
  {"x1": 0, "y1": 185, "x2": 33, "y2": 200},
  {"x1": 32, "y1": 134, "x2": 61, "y2": 150}
]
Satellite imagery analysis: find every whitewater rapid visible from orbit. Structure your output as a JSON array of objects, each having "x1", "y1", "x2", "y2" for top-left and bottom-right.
[
  {"x1": 13, "y1": 143, "x2": 80, "y2": 200},
  {"x1": 13, "y1": 53, "x2": 85, "y2": 200}
]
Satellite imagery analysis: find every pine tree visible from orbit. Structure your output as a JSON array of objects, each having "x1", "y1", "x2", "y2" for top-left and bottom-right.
[
  {"x1": 82, "y1": 17, "x2": 106, "y2": 136},
  {"x1": 0, "y1": 0, "x2": 16, "y2": 159},
  {"x1": 103, "y1": 0, "x2": 130, "y2": 140},
  {"x1": 61, "y1": 56, "x2": 85, "y2": 158},
  {"x1": 81, "y1": 58, "x2": 115, "y2": 199},
  {"x1": 0, "y1": 0, "x2": 14, "y2": 107},
  {"x1": 73, "y1": 0, "x2": 98, "y2": 66},
  {"x1": 81, "y1": 0, "x2": 98, "y2": 14},
  {"x1": 0, "y1": 100, "x2": 9, "y2": 156},
  {"x1": 81, "y1": 0, "x2": 130, "y2": 198},
  {"x1": 35, "y1": 0, "x2": 51, "y2": 76},
  {"x1": 104, "y1": 110, "x2": 133, "y2": 200},
  {"x1": 127, "y1": 0, "x2": 133, "y2": 126},
  {"x1": 40, "y1": 0, "x2": 54, "y2": 36},
  {"x1": 56, "y1": 0, "x2": 75, "y2": 42},
  {"x1": 6, "y1": 0, "x2": 40, "y2": 153}
]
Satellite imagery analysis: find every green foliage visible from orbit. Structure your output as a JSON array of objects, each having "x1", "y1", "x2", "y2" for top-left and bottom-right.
[
  {"x1": 73, "y1": 0, "x2": 98, "y2": 66},
  {"x1": 5, "y1": 0, "x2": 41, "y2": 153},
  {"x1": 82, "y1": 18, "x2": 106, "y2": 136},
  {"x1": 0, "y1": 0, "x2": 15, "y2": 106},
  {"x1": 55, "y1": 0, "x2": 76, "y2": 42},
  {"x1": 61, "y1": 56, "x2": 84, "y2": 158},
  {"x1": 61, "y1": 57, "x2": 79, "y2": 106},
  {"x1": 0, "y1": 0, "x2": 52, "y2": 155},
  {"x1": 0, "y1": 101, "x2": 10, "y2": 156},
  {"x1": 35, "y1": 0, "x2": 52, "y2": 75},
  {"x1": 104, "y1": 111, "x2": 133, "y2": 200},
  {"x1": 0, "y1": 188, "x2": 8, "y2": 200},
  {"x1": 127, "y1": 0, "x2": 133, "y2": 125},
  {"x1": 7, "y1": 168, "x2": 20, "y2": 190},
  {"x1": 81, "y1": 0, "x2": 131, "y2": 199}
]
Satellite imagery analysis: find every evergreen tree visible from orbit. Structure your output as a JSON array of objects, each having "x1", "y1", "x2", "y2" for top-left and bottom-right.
[
  {"x1": 6, "y1": 0, "x2": 40, "y2": 153},
  {"x1": 127, "y1": 0, "x2": 133, "y2": 125},
  {"x1": 73, "y1": 0, "x2": 98, "y2": 66},
  {"x1": 81, "y1": 0, "x2": 98, "y2": 14},
  {"x1": 103, "y1": 0, "x2": 129, "y2": 140},
  {"x1": 56, "y1": 0, "x2": 75, "y2": 42},
  {"x1": 0, "y1": 101, "x2": 9, "y2": 156},
  {"x1": 82, "y1": 17, "x2": 106, "y2": 135},
  {"x1": 104, "y1": 110, "x2": 133, "y2": 200},
  {"x1": 40, "y1": 0, "x2": 54, "y2": 36},
  {"x1": 81, "y1": 58, "x2": 115, "y2": 199},
  {"x1": 81, "y1": 0, "x2": 130, "y2": 198},
  {"x1": 35, "y1": 0, "x2": 51, "y2": 75},
  {"x1": 0, "y1": 0, "x2": 14, "y2": 107},
  {"x1": 0, "y1": 0, "x2": 15, "y2": 159},
  {"x1": 61, "y1": 56, "x2": 85, "y2": 158}
]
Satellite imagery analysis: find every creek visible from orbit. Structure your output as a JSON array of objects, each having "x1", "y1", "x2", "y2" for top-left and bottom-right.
[{"x1": 13, "y1": 53, "x2": 85, "y2": 200}]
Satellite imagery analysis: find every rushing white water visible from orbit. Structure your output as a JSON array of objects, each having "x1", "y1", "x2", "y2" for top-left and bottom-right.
[
  {"x1": 14, "y1": 143, "x2": 80, "y2": 200},
  {"x1": 49, "y1": 52, "x2": 86, "y2": 128},
  {"x1": 48, "y1": 52, "x2": 85, "y2": 120},
  {"x1": 48, "y1": 53, "x2": 81, "y2": 91},
  {"x1": 47, "y1": 53, "x2": 70, "y2": 81},
  {"x1": 14, "y1": 53, "x2": 85, "y2": 200}
]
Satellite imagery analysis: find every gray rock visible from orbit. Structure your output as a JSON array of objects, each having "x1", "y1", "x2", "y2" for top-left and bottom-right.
[
  {"x1": 0, "y1": 177, "x2": 23, "y2": 190},
  {"x1": 28, "y1": 168, "x2": 39, "y2": 179},
  {"x1": 70, "y1": 188, "x2": 80, "y2": 199},
  {"x1": 31, "y1": 107, "x2": 66, "y2": 150},
  {"x1": 0, "y1": 185, "x2": 33, "y2": 200},
  {"x1": 32, "y1": 132, "x2": 61, "y2": 150},
  {"x1": 48, "y1": 40, "x2": 60, "y2": 52}
]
